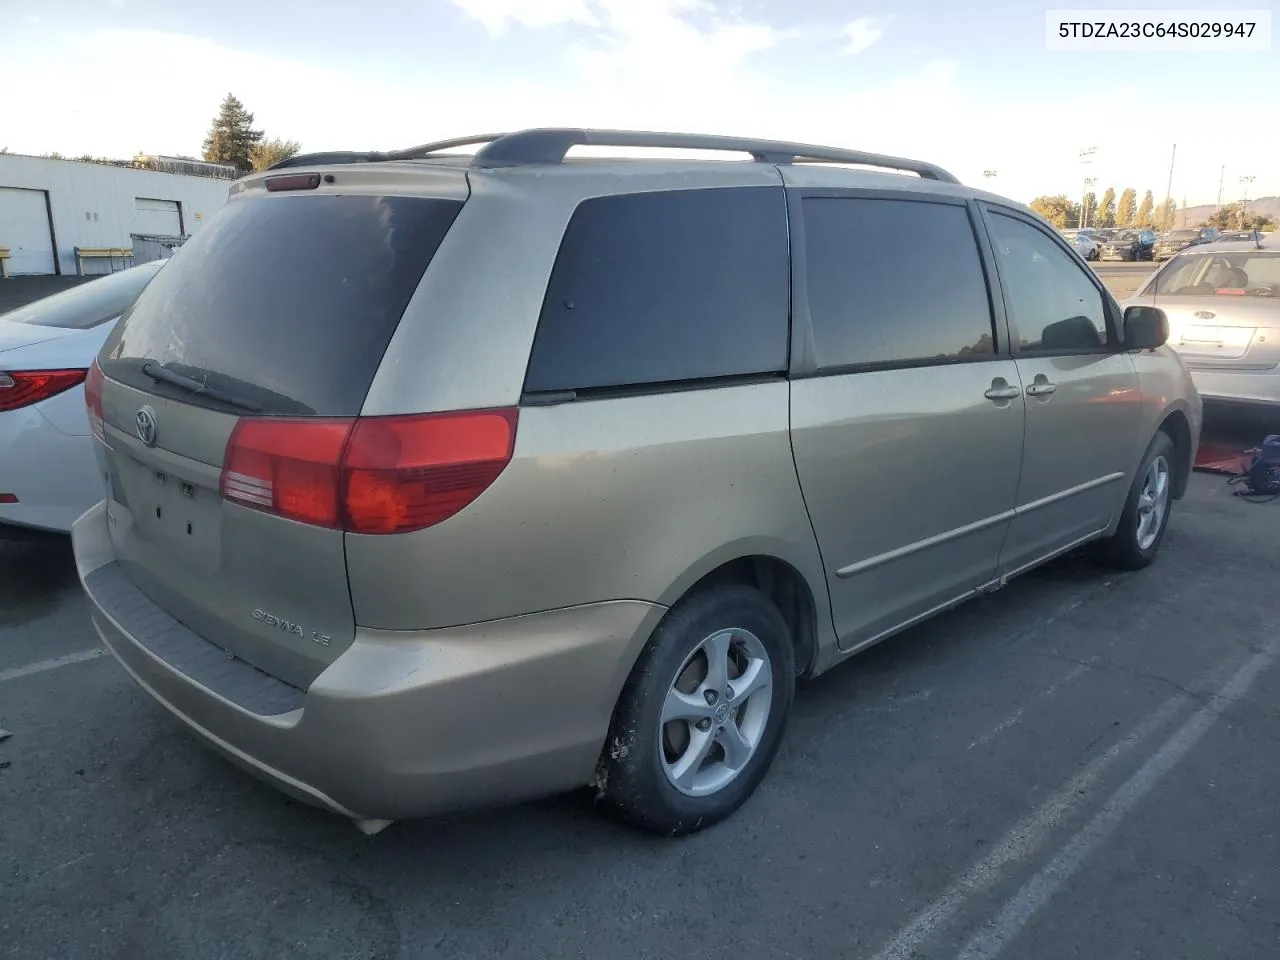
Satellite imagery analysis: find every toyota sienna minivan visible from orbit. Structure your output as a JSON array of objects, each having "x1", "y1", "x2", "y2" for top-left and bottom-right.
[{"x1": 73, "y1": 128, "x2": 1201, "y2": 836}]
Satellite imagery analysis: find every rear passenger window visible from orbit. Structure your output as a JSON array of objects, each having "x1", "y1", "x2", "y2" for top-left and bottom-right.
[
  {"x1": 986, "y1": 212, "x2": 1111, "y2": 353},
  {"x1": 524, "y1": 187, "x2": 789, "y2": 394},
  {"x1": 801, "y1": 197, "x2": 996, "y2": 371}
]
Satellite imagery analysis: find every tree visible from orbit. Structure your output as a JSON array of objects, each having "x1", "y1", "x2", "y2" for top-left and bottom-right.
[
  {"x1": 249, "y1": 137, "x2": 302, "y2": 172},
  {"x1": 1097, "y1": 188, "x2": 1117, "y2": 228},
  {"x1": 202, "y1": 93, "x2": 263, "y2": 173},
  {"x1": 1029, "y1": 194, "x2": 1078, "y2": 228},
  {"x1": 1136, "y1": 191, "x2": 1155, "y2": 228},
  {"x1": 1159, "y1": 197, "x2": 1177, "y2": 231},
  {"x1": 1202, "y1": 204, "x2": 1273, "y2": 232},
  {"x1": 1116, "y1": 188, "x2": 1137, "y2": 227},
  {"x1": 1081, "y1": 191, "x2": 1097, "y2": 228}
]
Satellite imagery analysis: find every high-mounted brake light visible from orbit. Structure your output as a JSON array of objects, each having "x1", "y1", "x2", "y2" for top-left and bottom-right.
[
  {"x1": 84, "y1": 361, "x2": 105, "y2": 438},
  {"x1": 265, "y1": 173, "x2": 322, "y2": 192},
  {"x1": 219, "y1": 408, "x2": 518, "y2": 535},
  {"x1": 0, "y1": 368, "x2": 88, "y2": 413}
]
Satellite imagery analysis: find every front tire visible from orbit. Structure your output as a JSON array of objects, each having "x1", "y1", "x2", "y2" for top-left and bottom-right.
[
  {"x1": 1096, "y1": 431, "x2": 1176, "y2": 570},
  {"x1": 598, "y1": 582, "x2": 795, "y2": 836}
]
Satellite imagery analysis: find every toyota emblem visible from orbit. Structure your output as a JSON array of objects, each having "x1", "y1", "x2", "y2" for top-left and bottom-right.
[{"x1": 135, "y1": 406, "x2": 158, "y2": 447}]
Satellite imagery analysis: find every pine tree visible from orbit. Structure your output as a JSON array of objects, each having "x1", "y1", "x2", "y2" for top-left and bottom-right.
[
  {"x1": 1136, "y1": 191, "x2": 1155, "y2": 228},
  {"x1": 202, "y1": 94, "x2": 264, "y2": 173},
  {"x1": 1116, "y1": 188, "x2": 1137, "y2": 227},
  {"x1": 1159, "y1": 197, "x2": 1177, "y2": 231},
  {"x1": 1097, "y1": 188, "x2": 1117, "y2": 228}
]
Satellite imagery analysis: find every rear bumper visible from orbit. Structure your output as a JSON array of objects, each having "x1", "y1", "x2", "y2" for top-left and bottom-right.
[
  {"x1": 1187, "y1": 367, "x2": 1280, "y2": 407},
  {"x1": 72, "y1": 501, "x2": 665, "y2": 821}
]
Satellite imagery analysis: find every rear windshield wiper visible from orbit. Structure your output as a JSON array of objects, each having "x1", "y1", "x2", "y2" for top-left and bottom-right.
[{"x1": 141, "y1": 361, "x2": 264, "y2": 413}]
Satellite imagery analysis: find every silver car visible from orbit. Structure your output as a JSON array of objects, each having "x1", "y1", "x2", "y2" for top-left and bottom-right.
[
  {"x1": 71, "y1": 128, "x2": 1201, "y2": 836},
  {"x1": 1125, "y1": 234, "x2": 1280, "y2": 407}
]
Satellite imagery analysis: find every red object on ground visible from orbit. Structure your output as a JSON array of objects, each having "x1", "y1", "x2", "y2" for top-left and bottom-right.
[{"x1": 1195, "y1": 441, "x2": 1254, "y2": 475}]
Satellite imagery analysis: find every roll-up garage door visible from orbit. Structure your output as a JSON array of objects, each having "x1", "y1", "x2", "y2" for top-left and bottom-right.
[
  {"x1": 134, "y1": 197, "x2": 182, "y2": 236},
  {"x1": 0, "y1": 187, "x2": 57, "y2": 275}
]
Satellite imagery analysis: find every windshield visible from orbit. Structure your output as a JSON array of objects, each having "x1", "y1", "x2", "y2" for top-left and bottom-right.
[
  {"x1": 1112, "y1": 231, "x2": 1137, "y2": 241},
  {"x1": 1148, "y1": 251, "x2": 1280, "y2": 297},
  {"x1": 1, "y1": 261, "x2": 163, "y2": 329},
  {"x1": 1165, "y1": 229, "x2": 1198, "y2": 240}
]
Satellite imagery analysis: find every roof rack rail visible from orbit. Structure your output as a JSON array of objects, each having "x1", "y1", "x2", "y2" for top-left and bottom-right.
[
  {"x1": 268, "y1": 134, "x2": 509, "y2": 170},
  {"x1": 469, "y1": 128, "x2": 961, "y2": 183}
]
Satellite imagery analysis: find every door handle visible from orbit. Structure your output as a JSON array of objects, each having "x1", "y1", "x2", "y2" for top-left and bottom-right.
[
  {"x1": 984, "y1": 381, "x2": 1021, "y2": 401},
  {"x1": 1025, "y1": 382, "x2": 1058, "y2": 397}
]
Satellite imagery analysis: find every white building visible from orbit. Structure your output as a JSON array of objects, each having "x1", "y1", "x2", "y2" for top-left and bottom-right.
[{"x1": 0, "y1": 154, "x2": 233, "y2": 276}]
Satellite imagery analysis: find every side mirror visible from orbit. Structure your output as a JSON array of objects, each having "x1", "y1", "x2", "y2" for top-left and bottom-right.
[{"x1": 1123, "y1": 305, "x2": 1169, "y2": 350}]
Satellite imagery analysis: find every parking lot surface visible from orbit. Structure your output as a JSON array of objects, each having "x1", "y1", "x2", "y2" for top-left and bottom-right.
[{"x1": 4, "y1": 469, "x2": 1280, "y2": 960}]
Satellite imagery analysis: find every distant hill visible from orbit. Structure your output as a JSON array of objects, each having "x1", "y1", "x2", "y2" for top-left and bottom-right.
[{"x1": 1177, "y1": 195, "x2": 1280, "y2": 227}]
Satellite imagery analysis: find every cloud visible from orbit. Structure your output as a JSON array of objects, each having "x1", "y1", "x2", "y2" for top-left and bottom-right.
[
  {"x1": 842, "y1": 16, "x2": 885, "y2": 55},
  {"x1": 445, "y1": 0, "x2": 598, "y2": 34},
  {"x1": 448, "y1": 0, "x2": 784, "y2": 95}
]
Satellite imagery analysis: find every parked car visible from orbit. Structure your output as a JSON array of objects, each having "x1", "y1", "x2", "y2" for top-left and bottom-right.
[
  {"x1": 1126, "y1": 234, "x2": 1279, "y2": 407},
  {"x1": 1099, "y1": 229, "x2": 1157, "y2": 261},
  {"x1": 1063, "y1": 231, "x2": 1100, "y2": 260},
  {"x1": 1154, "y1": 226, "x2": 1219, "y2": 260},
  {"x1": 0, "y1": 261, "x2": 164, "y2": 537},
  {"x1": 72, "y1": 128, "x2": 1201, "y2": 837},
  {"x1": 1213, "y1": 230, "x2": 1263, "y2": 244}
]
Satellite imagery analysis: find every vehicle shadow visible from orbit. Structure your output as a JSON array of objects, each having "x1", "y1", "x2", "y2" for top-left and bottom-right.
[{"x1": 0, "y1": 536, "x2": 79, "y2": 627}]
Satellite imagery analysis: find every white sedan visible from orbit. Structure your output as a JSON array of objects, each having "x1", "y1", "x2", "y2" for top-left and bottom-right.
[
  {"x1": 1063, "y1": 231, "x2": 1100, "y2": 261},
  {"x1": 1, "y1": 261, "x2": 163, "y2": 537}
]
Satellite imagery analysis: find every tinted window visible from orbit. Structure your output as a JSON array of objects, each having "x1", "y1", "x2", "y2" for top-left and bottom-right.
[
  {"x1": 802, "y1": 197, "x2": 995, "y2": 370},
  {"x1": 524, "y1": 187, "x2": 789, "y2": 393},
  {"x1": 987, "y1": 212, "x2": 1110, "y2": 353},
  {"x1": 102, "y1": 194, "x2": 463, "y2": 416},
  {"x1": 3, "y1": 262, "x2": 162, "y2": 329}
]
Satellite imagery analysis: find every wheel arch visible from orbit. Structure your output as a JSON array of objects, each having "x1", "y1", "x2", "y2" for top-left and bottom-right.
[
  {"x1": 652, "y1": 538, "x2": 834, "y2": 681},
  {"x1": 1155, "y1": 405, "x2": 1195, "y2": 498}
]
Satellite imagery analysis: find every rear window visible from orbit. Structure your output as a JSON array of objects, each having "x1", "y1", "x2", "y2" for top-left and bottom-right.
[
  {"x1": 101, "y1": 194, "x2": 463, "y2": 416},
  {"x1": 3, "y1": 262, "x2": 162, "y2": 329},
  {"x1": 523, "y1": 187, "x2": 789, "y2": 394}
]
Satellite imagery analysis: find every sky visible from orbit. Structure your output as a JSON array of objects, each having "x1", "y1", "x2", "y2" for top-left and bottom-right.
[{"x1": 2, "y1": 0, "x2": 1276, "y2": 206}]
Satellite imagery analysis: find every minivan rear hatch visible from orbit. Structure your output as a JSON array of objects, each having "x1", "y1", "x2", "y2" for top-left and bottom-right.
[{"x1": 94, "y1": 173, "x2": 466, "y2": 688}]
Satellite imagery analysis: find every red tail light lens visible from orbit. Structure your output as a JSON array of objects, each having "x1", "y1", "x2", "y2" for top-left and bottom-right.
[
  {"x1": 85, "y1": 361, "x2": 105, "y2": 438},
  {"x1": 218, "y1": 408, "x2": 517, "y2": 534},
  {"x1": 0, "y1": 368, "x2": 88, "y2": 413},
  {"x1": 342, "y1": 408, "x2": 518, "y2": 534},
  {"x1": 221, "y1": 418, "x2": 354, "y2": 527}
]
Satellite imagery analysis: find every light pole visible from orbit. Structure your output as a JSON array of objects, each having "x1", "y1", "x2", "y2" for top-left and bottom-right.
[
  {"x1": 1079, "y1": 147, "x2": 1097, "y2": 228},
  {"x1": 1239, "y1": 175, "x2": 1255, "y2": 229},
  {"x1": 1082, "y1": 177, "x2": 1098, "y2": 229}
]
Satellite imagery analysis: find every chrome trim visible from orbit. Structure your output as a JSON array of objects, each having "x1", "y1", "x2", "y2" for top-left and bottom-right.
[
  {"x1": 835, "y1": 509, "x2": 1015, "y2": 578},
  {"x1": 1012, "y1": 471, "x2": 1125, "y2": 517},
  {"x1": 834, "y1": 472, "x2": 1125, "y2": 579}
]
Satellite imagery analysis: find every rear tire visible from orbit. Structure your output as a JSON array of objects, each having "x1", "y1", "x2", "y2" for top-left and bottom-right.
[
  {"x1": 1096, "y1": 431, "x2": 1176, "y2": 570},
  {"x1": 597, "y1": 582, "x2": 795, "y2": 836}
]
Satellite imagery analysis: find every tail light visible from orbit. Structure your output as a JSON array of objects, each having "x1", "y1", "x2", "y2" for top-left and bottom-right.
[
  {"x1": 219, "y1": 408, "x2": 518, "y2": 535},
  {"x1": 0, "y1": 368, "x2": 88, "y2": 413},
  {"x1": 85, "y1": 361, "x2": 105, "y2": 438}
]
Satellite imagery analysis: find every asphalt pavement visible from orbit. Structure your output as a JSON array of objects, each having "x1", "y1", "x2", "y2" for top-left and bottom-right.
[{"x1": 4, "y1": 472, "x2": 1280, "y2": 960}]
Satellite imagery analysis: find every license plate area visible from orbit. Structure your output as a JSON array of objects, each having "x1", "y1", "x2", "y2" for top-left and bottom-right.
[
  {"x1": 112, "y1": 454, "x2": 222, "y2": 570},
  {"x1": 1177, "y1": 324, "x2": 1255, "y2": 359}
]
